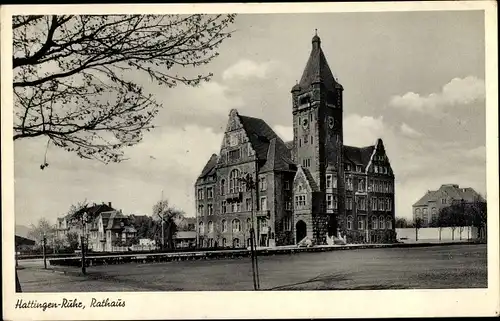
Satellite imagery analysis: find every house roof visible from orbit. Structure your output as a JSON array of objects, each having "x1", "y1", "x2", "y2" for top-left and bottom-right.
[
  {"x1": 238, "y1": 114, "x2": 280, "y2": 161},
  {"x1": 299, "y1": 166, "x2": 320, "y2": 192},
  {"x1": 260, "y1": 137, "x2": 296, "y2": 173},
  {"x1": 198, "y1": 153, "x2": 218, "y2": 179},
  {"x1": 297, "y1": 34, "x2": 341, "y2": 92},
  {"x1": 15, "y1": 235, "x2": 36, "y2": 246},
  {"x1": 413, "y1": 184, "x2": 485, "y2": 207},
  {"x1": 71, "y1": 203, "x2": 115, "y2": 222},
  {"x1": 343, "y1": 145, "x2": 375, "y2": 167}
]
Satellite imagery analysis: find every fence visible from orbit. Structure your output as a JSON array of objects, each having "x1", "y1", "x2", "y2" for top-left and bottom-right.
[{"x1": 396, "y1": 226, "x2": 478, "y2": 242}]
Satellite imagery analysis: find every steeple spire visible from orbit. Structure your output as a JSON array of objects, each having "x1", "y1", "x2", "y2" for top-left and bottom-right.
[
  {"x1": 312, "y1": 29, "x2": 321, "y2": 48},
  {"x1": 296, "y1": 31, "x2": 339, "y2": 92}
]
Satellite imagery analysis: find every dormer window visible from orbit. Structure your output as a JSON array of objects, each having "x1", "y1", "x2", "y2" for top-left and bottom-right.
[{"x1": 356, "y1": 165, "x2": 362, "y2": 172}]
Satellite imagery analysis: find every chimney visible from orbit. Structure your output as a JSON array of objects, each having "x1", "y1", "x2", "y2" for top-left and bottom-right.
[{"x1": 108, "y1": 202, "x2": 112, "y2": 208}]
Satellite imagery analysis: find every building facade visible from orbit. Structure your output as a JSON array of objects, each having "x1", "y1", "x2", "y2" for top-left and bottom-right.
[
  {"x1": 195, "y1": 34, "x2": 396, "y2": 247},
  {"x1": 412, "y1": 184, "x2": 485, "y2": 226}
]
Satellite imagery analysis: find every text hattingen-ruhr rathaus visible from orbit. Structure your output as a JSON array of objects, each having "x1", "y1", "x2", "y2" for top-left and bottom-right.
[{"x1": 195, "y1": 34, "x2": 396, "y2": 248}]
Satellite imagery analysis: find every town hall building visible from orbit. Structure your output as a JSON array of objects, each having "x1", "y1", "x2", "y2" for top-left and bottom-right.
[{"x1": 195, "y1": 34, "x2": 396, "y2": 248}]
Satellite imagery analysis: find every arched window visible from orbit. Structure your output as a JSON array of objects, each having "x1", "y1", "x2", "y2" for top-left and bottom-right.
[
  {"x1": 431, "y1": 207, "x2": 437, "y2": 215},
  {"x1": 246, "y1": 218, "x2": 252, "y2": 231},
  {"x1": 222, "y1": 238, "x2": 227, "y2": 247},
  {"x1": 229, "y1": 169, "x2": 240, "y2": 193},
  {"x1": 415, "y1": 208, "x2": 421, "y2": 215},
  {"x1": 198, "y1": 222, "x2": 204, "y2": 234},
  {"x1": 372, "y1": 216, "x2": 378, "y2": 230},
  {"x1": 233, "y1": 238, "x2": 240, "y2": 248},
  {"x1": 386, "y1": 218, "x2": 392, "y2": 230},
  {"x1": 379, "y1": 216, "x2": 385, "y2": 229},
  {"x1": 232, "y1": 219, "x2": 241, "y2": 232},
  {"x1": 347, "y1": 216, "x2": 353, "y2": 230},
  {"x1": 358, "y1": 216, "x2": 365, "y2": 230},
  {"x1": 208, "y1": 221, "x2": 213, "y2": 233},
  {"x1": 222, "y1": 219, "x2": 227, "y2": 232},
  {"x1": 220, "y1": 179, "x2": 226, "y2": 195}
]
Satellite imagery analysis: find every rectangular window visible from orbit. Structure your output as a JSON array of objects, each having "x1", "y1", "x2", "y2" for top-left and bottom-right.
[
  {"x1": 246, "y1": 198, "x2": 252, "y2": 211},
  {"x1": 221, "y1": 201, "x2": 227, "y2": 214},
  {"x1": 356, "y1": 165, "x2": 362, "y2": 172},
  {"x1": 372, "y1": 198, "x2": 377, "y2": 211},
  {"x1": 197, "y1": 188, "x2": 204, "y2": 200},
  {"x1": 207, "y1": 187, "x2": 213, "y2": 199},
  {"x1": 346, "y1": 177, "x2": 353, "y2": 191},
  {"x1": 374, "y1": 166, "x2": 379, "y2": 173},
  {"x1": 346, "y1": 197, "x2": 353, "y2": 210},
  {"x1": 236, "y1": 202, "x2": 241, "y2": 212},
  {"x1": 346, "y1": 164, "x2": 351, "y2": 172},
  {"x1": 260, "y1": 197, "x2": 267, "y2": 211},
  {"x1": 207, "y1": 204, "x2": 213, "y2": 215},
  {"x1": 284, "y1": 180, "x2": 290, "y2": 190},
  {"x1": 326, "y1": 194, "x2": 333, "y2": 209},
  {"x1": 198, "y1": 205, "x2": 204, "y2": 215},
  {"x1": 259, "y1": 175, "x2": 267, "y2": 191},
  {"x1": 333, "y1": 196, "x2": 338, "y2": 209},
  {"x1": 358, "y1": 178, "x2": 365, "y2": 192},
  {"x1": 441, "y1": 198, "x2": 446, "y2": 204},
  {"x1": 285, "y1": 201, "x2": 292, "y2": 211},
  {"x1": 326, "y1": 174, "x2": 332, "y2": 188},
  {"x1": 357, "y1": 197, "x2": 366, "y2": 211},
  {"x1": 386, "y1": 198, "x2": 392, "y2": 211},
  {"x1": 228, "y1": 149, "x2": 241, "y2": 162},
  {"x1": 295, "y1": 195, "x2": 306, "y2": 208},
  {"x1": 248, "y1": 143, "x2": 252, "y2": 157},
  {"x1": 231, "y1": 203, "x2": 237, "y2": 213}
]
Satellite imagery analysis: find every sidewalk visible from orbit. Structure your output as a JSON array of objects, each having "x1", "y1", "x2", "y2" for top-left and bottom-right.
[{"x1": 17, "y1": 266, "x2": 146, "y2": 292}]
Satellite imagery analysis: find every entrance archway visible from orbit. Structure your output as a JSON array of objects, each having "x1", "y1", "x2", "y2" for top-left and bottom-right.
[{"x1": 296, "y1": 220, "x2": 307, "y2": 243}]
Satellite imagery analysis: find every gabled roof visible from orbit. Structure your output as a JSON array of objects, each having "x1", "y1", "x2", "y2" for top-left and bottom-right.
[
  {"x1": 295, "y1": 166, "x2": 320, "y2": 192},
  {"x1": 298, "y1": 34, "x2": 341, "y2": 92},
  {"x1": 343, "y1": 145, "x2": 375, "y2": 167},
  {"x1": 260, "y1": 138, "x2": 296, "y2": 173},
  {"x1": 198, "y1": 153, "x2": 218, "y2": 179},
  {"x1": 238, "y1": 115, "x2": 280, "y2": 161}
]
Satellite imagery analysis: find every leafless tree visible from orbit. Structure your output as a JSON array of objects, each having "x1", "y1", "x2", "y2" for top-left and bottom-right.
[
  {"x1": 12, "y1": 14, "x2": 236, "y2": 166},
  {"x1": 152, "y1": 199, "x2": 184, "y2": 250}
]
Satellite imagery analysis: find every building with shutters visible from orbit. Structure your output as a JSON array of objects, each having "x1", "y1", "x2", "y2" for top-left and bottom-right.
[{"x1": 195, "y1": 33, "x2": 396, "y2": 247}]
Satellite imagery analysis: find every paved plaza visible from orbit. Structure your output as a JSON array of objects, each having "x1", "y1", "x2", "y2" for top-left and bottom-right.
[{"x1": 17, "y1": 244, "x2": 487, "y2": 292}]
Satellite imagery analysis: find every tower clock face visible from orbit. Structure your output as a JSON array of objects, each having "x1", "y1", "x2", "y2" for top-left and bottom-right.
[
  {"x1": 328, "y1": 116, "x2": 335, "y2": 129},
  {"x1": 302, "y1": 118, "x2": 309, "y2": 129}
]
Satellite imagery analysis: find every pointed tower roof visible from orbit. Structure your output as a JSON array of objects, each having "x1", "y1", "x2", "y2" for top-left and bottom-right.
[{"x1": 298, "y1": 31, "x2": 341, "y2": 92}]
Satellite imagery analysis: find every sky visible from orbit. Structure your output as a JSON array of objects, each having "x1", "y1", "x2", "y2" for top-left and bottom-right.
[{"x1": 14, "y1": 11, "x2": 486, "y2": 227}]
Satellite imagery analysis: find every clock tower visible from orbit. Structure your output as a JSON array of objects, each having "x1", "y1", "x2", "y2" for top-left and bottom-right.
[{"x1": 291, "y1": 32, "x2": 345, "y2": 243}]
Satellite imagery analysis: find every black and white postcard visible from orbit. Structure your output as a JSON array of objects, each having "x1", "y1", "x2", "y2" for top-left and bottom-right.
[{"x1": 2, "y1": 2, "x2": 498, "y2": 320}]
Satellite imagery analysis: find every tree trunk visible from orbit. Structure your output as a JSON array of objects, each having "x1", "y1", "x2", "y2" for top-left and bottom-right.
[{"x1": 415, "y1": 228, "x2": 418, "y2": 242}]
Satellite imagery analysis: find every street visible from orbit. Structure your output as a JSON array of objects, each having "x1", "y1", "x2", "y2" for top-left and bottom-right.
[{"x1": 17, "y1": 244, "x2": 487, "y2": 292}]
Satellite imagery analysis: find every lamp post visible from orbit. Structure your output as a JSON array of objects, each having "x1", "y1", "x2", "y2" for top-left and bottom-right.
[
  {"x1": 81, "y1": 212, "x2": 89, "y2": 275},
  {"x1": 238, "y1": 173, "x2": 260, "y2": 290},
  {"x1": 42, "y1": 233, "x2": 47, "y2": 269}
]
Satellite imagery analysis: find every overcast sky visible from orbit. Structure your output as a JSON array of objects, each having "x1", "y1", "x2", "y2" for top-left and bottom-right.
[{"x1": 14, "y1": 11, "x2": 486, "y2": 227}]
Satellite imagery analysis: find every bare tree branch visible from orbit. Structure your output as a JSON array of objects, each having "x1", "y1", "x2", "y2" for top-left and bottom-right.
[{"x1": 13, "y1": 14, "x2": 236, "y2": 165}]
